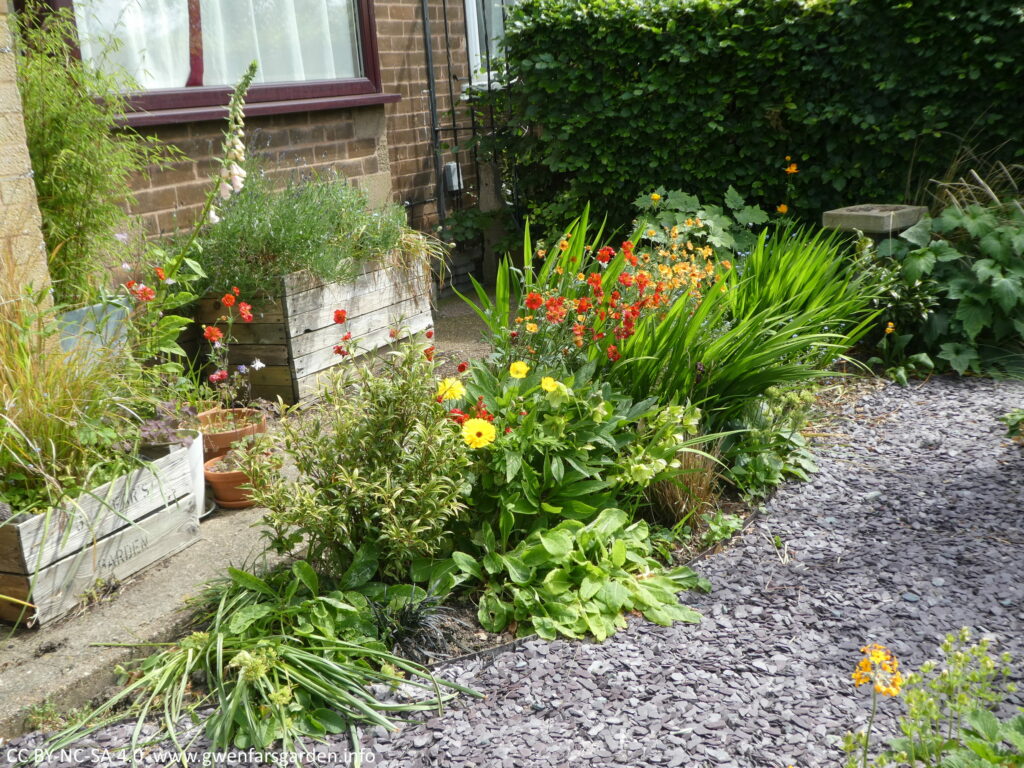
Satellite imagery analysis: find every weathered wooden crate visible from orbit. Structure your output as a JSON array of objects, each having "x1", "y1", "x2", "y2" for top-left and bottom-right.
[
  {"x1": 195, "y1": 262, "x2": 433, "y2": 403},
  {"x1": 0, "y1": 439, "x2": 203, "y2": 626}
]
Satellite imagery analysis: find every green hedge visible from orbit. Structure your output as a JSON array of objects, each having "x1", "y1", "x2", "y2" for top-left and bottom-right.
[{"x1": 487, "y1": 0, "x2": 1024, "y2": 233}]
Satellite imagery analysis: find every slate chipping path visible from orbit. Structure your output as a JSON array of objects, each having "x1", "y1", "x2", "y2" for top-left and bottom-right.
[{"x1": 8, "y1": 375, "x2": 1024, "y2": 767}]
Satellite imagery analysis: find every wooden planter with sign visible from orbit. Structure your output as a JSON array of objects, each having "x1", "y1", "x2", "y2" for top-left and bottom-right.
[
  {"x1": 194, "y1": 262, "x2": 433, "y2": 404},
  {"x1": 0, "y1": 439, "x2": 203, "y2": 626}
]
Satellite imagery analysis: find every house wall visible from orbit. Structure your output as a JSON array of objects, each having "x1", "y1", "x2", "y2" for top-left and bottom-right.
[
  {"x1": 0, "y1": 6, "x2": 49, "y2": 297},
  {"x1": 125, "y1": 0, "x2": 485, "y2": 289}
]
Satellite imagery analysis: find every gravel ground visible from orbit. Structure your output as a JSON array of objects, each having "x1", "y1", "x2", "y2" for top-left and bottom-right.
[{"x1": 7, "y1": 375, "x2": 1024, "y2": 767}]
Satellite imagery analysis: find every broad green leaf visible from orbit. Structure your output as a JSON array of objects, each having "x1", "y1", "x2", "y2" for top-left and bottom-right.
[
  {"x1": 538, "y1": 529, "x2": 574, "y2": 559},
  {"x1": 482, "y1": 551, "x2": 503, "y2": 574},
  {"x1": 938, "y1": 342, "x2": 980, "y2": 375},
  {"x1": 291, "y1": 560, "x2": 319, "y2": 595},
  {"x1": 611, "y1": 538, "x2": 627, "y2": 567},
  {"x1": 310, "y1": 709, "x2": 348, "y2": 734},
  {"x1": 477, "y1": 592, "x2": 511, "y2": 632},
  {"x1": 900, "y1": 218, "x2": 933, "y2": 248},
  {"x1": 586, "y1": 508, "x2": 629, "y2": 540},
  {"x1": 580, "y1": 574, "x2": 603, "y2": 600},
  {"x1": 227, "y1": 567, "x2": 277, "y2": 598},
  {"x1": 991, "y1": 275, "x2": 1021, "y2": 312},
  {"x1": 505, "y1": 452, "x2": 523, "y2": 483},
  {"x1": 954, "y1": 299, "x2": 992, "y2": 340},
  {"x1": 452, "y1": 551, "x2": 483, "y2": 580},
  {"x1": 500, "y1": 554, "x2": 533, "y2": 585},
  {"x1": 226, "y1": 604, "x2": 272, "y2": 635},
  {"x1": 902, "y1": 249, "x2": 936, "y2": 282},
  {"x1": 972, "y1": 258, "x2": 1002, "y2": 283},
  {"x1": 338, "y1": 543, "x2": 379, "y2": 589},
  {"x1": 723, "y1": 185, "x2": 745, "y2": 211},
  {"x1": 542, "y1": 568, "x2": 572, "y2": 595}
]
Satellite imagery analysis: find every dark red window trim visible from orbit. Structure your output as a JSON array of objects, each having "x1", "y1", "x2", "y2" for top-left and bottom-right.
[{"x1": 47, "y1": 0, "x2": 398, "y2": 126}]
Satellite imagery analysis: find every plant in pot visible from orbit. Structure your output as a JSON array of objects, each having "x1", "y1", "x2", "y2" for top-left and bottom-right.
[
  {"x1": 202, "y1": 436, "x2": 262, "y2": 509},
  {"x1": 197, "y1": 288, "x2": 269, "y2": 460}
]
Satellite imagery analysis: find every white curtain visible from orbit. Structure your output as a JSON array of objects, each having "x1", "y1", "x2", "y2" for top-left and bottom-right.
[
  {"x1": 74, "y1": 0, "x2": 189, "y2": 89},
  {"x1": 73, "y1": 0, "x2": 362, "y2": 90},
  {"x1": 201, "y1": 0, "x2": 362, "y2": 86}
]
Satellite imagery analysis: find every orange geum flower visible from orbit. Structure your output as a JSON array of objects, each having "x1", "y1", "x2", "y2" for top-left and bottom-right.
[{"x1": 785, "y1": 162, "x2": 799, "y2": 174}]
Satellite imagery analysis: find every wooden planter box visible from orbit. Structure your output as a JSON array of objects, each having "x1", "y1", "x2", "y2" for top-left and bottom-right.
[
  {"x1": 195, "y1": 262, "x2": 433, "y2": 403},
  {"x1": 0, "y1": 439, "x2": 203, "y2": 627}
]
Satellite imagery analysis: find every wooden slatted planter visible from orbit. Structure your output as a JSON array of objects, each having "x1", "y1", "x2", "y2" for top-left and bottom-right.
[
  {"x1": 0, "y1": 439, "x2": 203, "y2": 627},
  {"x1": 195, "y1": 262, "x2": 433, "y2": 403}
]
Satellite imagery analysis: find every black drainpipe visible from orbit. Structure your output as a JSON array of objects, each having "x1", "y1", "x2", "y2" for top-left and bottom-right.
[{"x1": 419, "y1": 0, "x2": 447, "y2": 227}]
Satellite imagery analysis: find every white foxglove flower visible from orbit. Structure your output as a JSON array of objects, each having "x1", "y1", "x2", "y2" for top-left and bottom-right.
[
  {"x1": 250, "y1": 358, "x2": 265, "y2": 371},
  {"x1": 218, "y1": 182, "x2": 232, "y2": 200},
  {"x1": 209, "y1": 208, "x2": 222, "y2": 224}
]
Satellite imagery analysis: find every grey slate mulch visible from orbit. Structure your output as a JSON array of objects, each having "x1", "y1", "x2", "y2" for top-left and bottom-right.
[{"x1": 7, "y1": 375, "x2": 1024, "y2": 767}]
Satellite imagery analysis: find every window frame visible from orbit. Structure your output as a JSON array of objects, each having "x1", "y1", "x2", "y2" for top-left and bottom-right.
[
  {"x1": 49, "y1": 0, "x2": 398, "y2": 126},
  {"x1": 463, "y1": 0, "x2": 506, "y2": 87}
]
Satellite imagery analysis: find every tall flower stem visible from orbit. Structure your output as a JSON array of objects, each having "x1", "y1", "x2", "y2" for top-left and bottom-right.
[{"x1": 861, "y1": 688, "x2": 878, "y2": 768}]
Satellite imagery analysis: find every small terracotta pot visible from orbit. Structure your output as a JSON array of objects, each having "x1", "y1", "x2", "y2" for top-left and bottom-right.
[
  {"x1": 203, "y1": 456, "x2": 256, "y2": 509},
  {"x1": 197, "y1": 407, "x2": 267, "y2": 461}
]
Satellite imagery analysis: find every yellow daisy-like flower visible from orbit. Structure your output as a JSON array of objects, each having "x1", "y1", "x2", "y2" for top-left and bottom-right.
[
  {"x1": 885, "y1": 322, "x2": 895, "y2": 334},
  {"x1": 541, "y1": 376, "x2": 558, "y2": 392},
  {"x1": 436, "y1": 377, "x2": 466, "y2": 401},
  {"x1": 526, "y1": 322, "x2": 539, "y2": 333},
  {"x1": 650, "y1": 192, "x2": 661, "y2": 202},
  {"x1": 462, "y1": 418, "x2": 496, "y2": 448},
  {"x1": 509, "y1": 361, "x2": 530, "y2": 379},
  {"x1": 852, "y1": 643, "x2": 904, "y2": 697}
]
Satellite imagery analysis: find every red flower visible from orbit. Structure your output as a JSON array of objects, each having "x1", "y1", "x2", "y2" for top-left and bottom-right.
[
  {"x1": 125, "y1": 280, "x2": 136, "y2": 290},
  {"x1": 136, "y1": 286, "x2": 156, "y2": 301},
  {"x1": 625, "y1": 253, "x2": 638, "y2": 267},
  {"x1": 607, "y1": 345, "x2": 621, "y2": 362},
  {"x1": 596, "y1": 246, "x2": 615, "y2": 264},
  {"x1": 424, "y1": 346, "x2": 435, "y2": 361},
  {"x1": 572, "y1": 323, "x2": 586, "y2": 337},
  {"x1": 505, "y1": 427, "x2": 512, "y2": 434},
  {"x1": 232, "y1": 286, "x2": 240, "y2": 295},
  {"x1": 238, "y1": 302, "x2": 254, "y2": 322},
  {"x1": 457, "y1": 361, "x2": 469, "y2": 373},
  {"x1": 525, "y1": 292, "x2": 543, "y2": 310},
  {"x1": 510, "y1": 331, "x2": 518, "y2": 339},
  {"x1": 333, "y1": 345, "x2": 349, "y2": 356},
  {"x1": 203, "y1": 325, "x2": 223, "y2": 343},
  {"x1": 208, "y1": 369, "x2": 228, "y2": 384},
  {"x1": 341, "y1": 332, "x2": 352, "y2": 341},
  {"x1": 221, "y1": 293, "x2": 236, "y2": 308},
  {"x1": 622, "y1": 240, "x2": 634, "y2": 253},
  {"x1": 389, "y1": 328, "x2": 399, "y2": 339},
  {"x1": 575, "y1": 297, "x2": 593, "y2": 313},
  {"x1": 334, "y1": 309, "x2": 348, "y2": 324},
  {"x1": 545, "y1": 296, "x2": 567, "y2": 324},
  {"x1": 425, "y1": 329, "x2": 434, "y2": 339},
  {"x1": 449, "y1": 408, "x2": 468, "y2": 425},
  {"x1": 155, "y1": 267, "x2": 166, "y2": 281},
  {"x1": 618, "y1": 272, "x2": 634, "y2": 288}
]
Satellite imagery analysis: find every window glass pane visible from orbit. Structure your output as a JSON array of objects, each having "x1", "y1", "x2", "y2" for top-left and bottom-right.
[
  {"x1": 476, "y1": 0, "x2": 504, "y2": 67},
  {"x1": 74, "y1": 0, "x2": 190, "y2": 89},
  {"x1": 202, "y1": 0, "x2": 362, "y2": 86},
  {"x1": 73, "y1": 0, "x2": 363, "y2": 90}
]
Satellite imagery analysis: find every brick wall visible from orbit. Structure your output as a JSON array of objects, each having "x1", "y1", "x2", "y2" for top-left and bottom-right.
[
  {"x1": 129, "y1": 105, "x2": 393, "y2": 237},
  {"x1": 0, "y1": 7, "x2": 49, "y2": 298}
]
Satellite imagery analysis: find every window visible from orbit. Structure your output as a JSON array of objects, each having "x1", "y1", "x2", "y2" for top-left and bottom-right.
[
  {"x1": 464, "y1": 0, "x2": 507, "y2": 86},
  {"x1": 57, "y1": 0, "x2": 395, "y2": 125}
]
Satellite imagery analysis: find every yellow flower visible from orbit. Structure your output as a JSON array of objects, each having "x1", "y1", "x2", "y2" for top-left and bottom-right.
[
  {"x1": 526, "y1": 322, "x2": 539, "y2": 333},
  {"x1": 558, "y1": 240, "x2": 569, "y2": 252},
  {"x1": 650, "y1": 192, "x2": 661, "y2": 202},
  {"x1": 541, "y1": 376, "x2": 558, "y2": 392},
  {"x1": 852, "y1": 644, "x2": 903, "y2": 697},
  {"x1": 885, "y1": 322, "x2": 895, "y2": 334},
  {"x1": 776, "y1": 203, "x2": 789, "y2": 214},
  {"x1": 509, "y1": 361, "x2": 529, "y2": 379},
  {"x1": 785, "y1": 162, "x2": 799, "y2": 175},
  {"x1": 436, "y1": 377, "x2": 466, "y2": 401},
  {"x1": 462, "y1": 418, "x2": 496, "y2": 448}
]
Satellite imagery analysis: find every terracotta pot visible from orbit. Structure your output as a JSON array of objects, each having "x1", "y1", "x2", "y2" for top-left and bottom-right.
[
  {"x1": 197, "y1": 408, "x2": 267, "y2": 461},
  {"x1": 203, "y1": 456, "x2": 256, "y2": 509}
]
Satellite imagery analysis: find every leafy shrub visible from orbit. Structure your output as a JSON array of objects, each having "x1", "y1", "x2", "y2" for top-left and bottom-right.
[
  {"x1": 874, "y1": 201, "x2": 1024, "y2": 374},
  {"x1": 193, "y1": 163, "x2": 407, "y2": 296},
  {"x1": 477, "y1": 0, "x2": 1024, "y2": 235},
  {"x1": 12, "y1": 3, "x2": 176, "y2": 304},
  {"x1": 451, "y1": 507, "x2": 710, "y2": 640},
  {"x1": 452, "y1": 359, "x2": 707, "y2": 548},
  {"x1": 242, "y1": 337, "x2": 471, "y2": 582}
]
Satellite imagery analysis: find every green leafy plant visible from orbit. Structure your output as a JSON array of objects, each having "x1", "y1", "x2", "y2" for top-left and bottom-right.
[
  {"x1": 725, "y1": 387, "x2": 818, "y2": 498},
  {"x1": 451, "y1": 507, "x2": 710, "y2": 641},
  {"x1": 43, "y1": 560, "x2": 477, "y2": 761},
  {"x1": 875, "y1": 201, "x2": 1024, "y2": 374},
  {"x1": 474, "y1": 0, "x2": 1024, "y2": 235},
  {"x1": 1002, "y1": 409, "x2": 1024, "y2": 442},
  {"x1": 241, "y1": 335, "x2": 471, "y2": 582},
  {"x1": 845, "y1": 628, "x2": 1020, "y2": 768},
  {"x1": 453, "y1": 359, "x2": 710, "y2": 549},
  {"x1": 633, "y1": 186, "x2": 769, "y2": 255},
  {"x1": 12, "y1": 3, "x2": 179, "y2": 305},
  {"x1": 193, "y1": 162, "x2": 408, "y2": 297},
  {"x1": 697, "y1": 510, "x2": 744, "y2": 550}
]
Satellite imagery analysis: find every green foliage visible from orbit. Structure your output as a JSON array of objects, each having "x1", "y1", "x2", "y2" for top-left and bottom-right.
[
  {"x1": 634, "y1": 187, "x2": 769, "y2": 255},
  {"x1": 12, "y1": 4, "x2": 178, "y2": 304},
  {"x1": 451, "y1": 508, "x2": 710, "y2": 641},
  {"x1": 725, "y1": 387, "x2": 818, "y2": 498},
  {"x1": 44, "y1": 561, "x2": 477, "y2": 759},
  {"x1": 193, "y1": 163, "x2": 407, "y2": 296},
  {"x1": 478, "y1": 0, "x2": 1024, "y2": 235},
  {"x1": 457, "y1": 360, "x2": 708, "y2": 549},
  {"x1": 874, "y1": 202, "x2": 1024, "y2": 374},
  {"x1": 847, "y1": 628, "x2": 1020, "y2": 768},
  {"x1": 1003, "y1": 409, "x2": 1024, "y2": 441},
  {"x1": 698, "y1": 510, "x2": 744, "y2": 550},
  {"x1": 242, "y1": 339, "x2": 471, "y2": 582}
]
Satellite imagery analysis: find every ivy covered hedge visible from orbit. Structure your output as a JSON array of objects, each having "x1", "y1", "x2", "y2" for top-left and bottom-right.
[{"x1": 486, "y1": 0, "x2": 1024, "y2": 233}]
